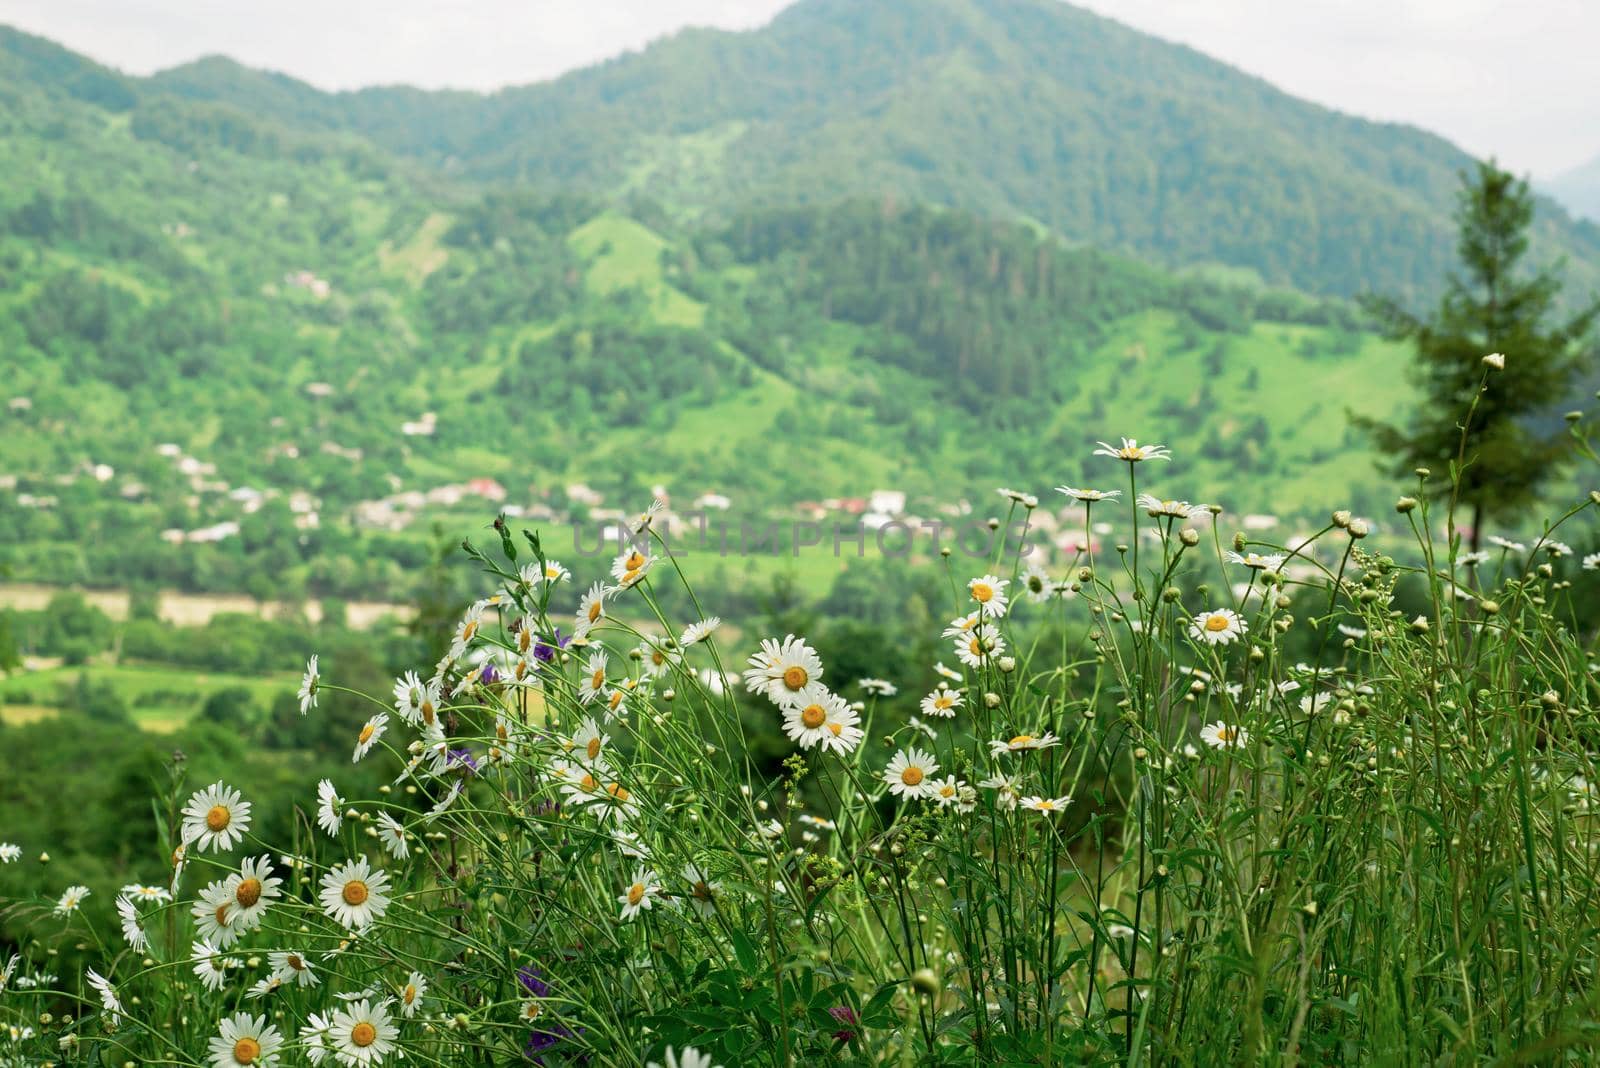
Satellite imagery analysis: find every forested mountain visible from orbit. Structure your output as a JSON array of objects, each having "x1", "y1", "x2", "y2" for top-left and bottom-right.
[
  {"x1": 142, "y1": 0, "x2": 1600, "y2": 303},
  {"x1": 1548, "y1": 151, "x2": 1600, "y2": 223},
  {"x1": 0, "y1": 20, "x2": 1431, "y2": 602}
]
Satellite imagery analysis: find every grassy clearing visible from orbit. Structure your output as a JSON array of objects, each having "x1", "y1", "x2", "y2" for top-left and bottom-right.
[{"x1": 0, "y1": 662, "x2": 299, "y2": 731}]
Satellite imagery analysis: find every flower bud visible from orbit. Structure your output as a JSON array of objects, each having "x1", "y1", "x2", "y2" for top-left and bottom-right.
[
  {"x1": 910, "y1": 968, "x2": 941, "y2": 996},
  {"x1": 1180, "y1": 527, "x2": 1199, "y2": 547},
  {"x1": 1332, "y1": 510, "x2": 1352, "y2": 529},
  {"x1": 1395, "y1": 496, "x2": 1417, "y2": 514},
  {"x1": 1347, "y1": 519, "x2": 1369, "y2": 539},
  {"x1": 1480, "y1": 600, "x2": 1499, "y2": 615},
  {"x1": 1482, "y1": 352, "x2": 1505, "y2": 370}
]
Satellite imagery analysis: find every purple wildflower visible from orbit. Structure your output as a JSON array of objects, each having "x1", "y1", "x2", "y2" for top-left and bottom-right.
[
  {"x1": 447, "y1": 748, "x2": 481, "y2": 775},
  {"x1": 829, "y1": 1005, "x2": 860, "y2": 1043},
  {"x1": 533, "y1": 628, "x2": 570, "y2": 664}
]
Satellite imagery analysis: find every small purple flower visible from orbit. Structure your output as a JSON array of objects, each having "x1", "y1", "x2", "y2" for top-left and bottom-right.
[
  {"x1": 480, "y1": 662, "x2": 499, "y2": 685},
  {"x1": 518, "y1": 966, "x2": 550, "y2": 999},
  {"x1": 829, "y1": 1005, "x2": 860, "y2": 1043},
  {"x1": 447, "y1": 748, "x2": 481, "y2": 775},
  {"x1": 524, "y1": 1022, "x2": 582, "y2": 1064},
  {"x1": 533, "y1": 628, "x2": 570, "y2": 664}
]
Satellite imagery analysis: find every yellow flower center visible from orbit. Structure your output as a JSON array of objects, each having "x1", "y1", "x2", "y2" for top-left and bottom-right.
[
  {"x1": 286, "y1": 954, "x2": 303, "y2": 971},
  {"x1": 651, "y1": 650, "x2": 666, "y2": 666},
  {"x1": 1205, "y1": 614, "x2": 1231, "y2": 632},
  {"x1": 420, "y1": 701, "x2": 435, "y2": 725},
  {"x1": 497, "y1": 723, "x2": 509, "y2": 742},
  {"x1": 693, "y1": 881, "x2": 714, "y2": 901},
  {"x1": 403, "y1": 984, "x2": 417, "y2": 1004},
  {"x1": 234, "y1": 878, "x2": 262, "y2": 908},
  {"x1": 935, "y1": 695, "x2": 954, "y2": 709},
  {"x1": 358, "y1": 723, "x2": 376, "y2": 744},
  {"x1": 971, "y1": 582, "x2": 993, "y2": 603},
  {"x1": 1037, "y1": 800, "x2": 1056, "y2": 811},
  {"x1": 462, "y1": 621, "x2": 478, "y2": 642},
  {"x1": 586, "y1": 737, "x2": 602, "y2": 761},
  {"x1": 801, "y1": 704, "x2": 827, "y2": 729},
  {"x1": 587, "y1": 601, "x2": 602, "y2": 623},
  {"x1": 607, "y1": 784, "x2": 631, "y2": 803},
  {"x1": 782, "y1": 666, "x2": 809, "y2": 690},
  {"x1": 828, "y1": 723, "x2": 843, "y2": 736},
  {"x1": 524, "y1": 1002, "x2": 543, "y2": 1020},
  {"x1": 623, "y1": 551, "x2": 646, "y2": 571},
  {"x1": 1010, "y1": 735, "x2": 1034, "y2": 748},
  {"x1": 591, "y1": 668, "x2": 605, "y2": 689},
  {"x1": 205, "y1": 805, "x2": 231, "y2": 832},
  {"x1": 608, "y1": 690, "x2": 624, "y2": 710},
  {"x1": 627, "y1": 882, "x2": 645, "y2": 906},
  {"x1": 215, "y1": 903, "x2": 231, "y2": 927},
  {"x1": 901, "y1": 766, "x2": 924, "y2": 787},
  {"x1": 342, "y1": 880, "x2": 369, "y2": 906},
  {"x1": 1219, "y1": 727, "x2": 1238, "y2": 743},
  {"x1": 580, "y1": 774, "x2": 598, "y2": 792},
  {"x1": 351, "y1": 1021, "x2": 377, "y2": 1048},
  {"x1": 233, "y1": 1037, "x2": 261, "y2": 1064},
  {"x1": 940, "y1": 785, "x2": 956, "y2": 798},
  {"x1": 968, "y1": 637, "x2": 984, "y2": 656}
]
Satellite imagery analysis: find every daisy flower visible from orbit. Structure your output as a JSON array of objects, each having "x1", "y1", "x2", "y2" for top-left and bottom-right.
[
  {"x1": 120, "y1": 883, "x2": 171, "y2": 903},
  {"x1": 682, "y1": 863, "x2": 722, "y2": 918},
  {"x1": 224, "y1": 855, "x2": 283, "y2": 933},
  {"x1": 568, "y1": 716, "x2": 611, "y2": 766},
  {"x1": 1226, "y1": 550, "x2": 1286, "y2": 572},
  {"x1": 317, "y1": 779, "x2": 345, "y2": 838},
  {"x1": 612, "y1": 829, "x2": 649, "y2": 859},
  {"x1": 268, "y1": 950, "x2": 318, "y2": 988},
  {"x1": 397, "y1": 971, "x2": 428, "y2": 1018},
  {"x1": 298, "y1": 655, "x2": 320, "y2": 715},
  {"x1": 781, "y1": 687, "x2": 852, "y2": 750},
  {"x1": 637, "y1": 639, "x2": 680, "y2": 678},
  {"x1": 573, "y1": 581, "x2": 611, "y2": 641},
  {"x1": 968, "y1": 574, "x2": 1009, "y2": 616},
  {"x1": 319, "y1": 857, "x2": 392, "y2": 929},
  {"x1": 54, "y1": 885, "x2": 90, "y2": 916},
  {"x1": 1021, "y1": 795, "x2": 1072, "y2": 814},
  {"x1": 86, "y1": 968, "x2": 122, "y2": 1024},
  {"x1": 182, "y1": 782, "x2": 252, "y2": 853},
  {"x1": 578, "y1": 651, "x2": 609, "y2": 705},
  {"x1": 1020, "y1": 562, "x2": 1053, "y2": 603},
  {"x1": 1137, "y1": 494, "x2": 1199, "y2": 519},
  {"x1": 0, "y1": 843, "x2": 19, "y2": 863},
  {"x1": 859, "y1": 677, "x2": 897, "y2": 696},
  {"x1": 1190, "y1": 609, "x2": 1247, "y2": 646},
  {"x1": 742, "y1": 635, "x2": 824, "y2": 709},
  {"x1": 648, "y1": 1047, "x2": 721, "y2": 1068},
  {"x1": 884, "y1": 748, "x2": 939, "y2": 799},
  {"x1": 1459, "y1": 550, "x2": 1491, "y2": 566},
  {"x1": 979, "y1": 773, "x2": 1022, "y2": 809},
  {"x1": 1584, "y1": 552, "x2": 1600, "y2": 571},
  {"x1": 448, "y1": 602, "x2": 486, "y2": 660},
  {"x1": 1056, "y1": 486, "x2": 1122, "y2": 502},
  {"x1": 928, "y1": 775, "x2": 965, "y2": 807},
  {"x1": 116, "y1": 896, "x2": 147, "y2": 953},
  {"x1": 352, "y1": 713, "x2": 389, "y2": 763},
  {"x1": 424, "y1": 780, "x2": 464, "y2": 823},
  {"x1": 618, "y1": 868, "x2": 661, "y2": 921},
  {"x1": 988, "y1": 732, "x2": 1061, "y2": 757},
  {"x1": 328, "y1": 999, "x2": 397, "y2": 1067},
  {"x1": 920, "y1": 686, "x2": 962, "y2": 718},
  {"x1": 392, "y1": 672, "x2": 442, "y2": 729},
  {"x1": 610, "y1": 545, "x2": 654, "y2": 588},
  {"x1": 942, "y1": 612, "x2": 981, "y2": 639},
  {"x1": 678, "y1": 617, "x2": 721, "y2": 646},
  {"x1": 376, "y1": 813, "x2": 409, "y2": 860},
  {"x1": 1094, "y1": 438, "x2": 1171, "y2": 462},
  {"x1": 1200, "y1": 721, "x2": 1249, "y2": 749},
  {"x1": 954, "y1": 624, "x2": 1005, "y2": 667},
  {"x1": 209, "y1": 1012, "x2": 283, "y2": 1068},
  {"x1": 933, "y1": 661, "x2": 964, "y2": 681},
  {"x1": 192, "y1": 941, "x2": 229, "y2": 992},
  {"x1": 1487, "y1": 535, "x2": 1526, "y2": 552},
  {"x1": 247, "y1": 975, "x2": 283, "y2": 1000}
]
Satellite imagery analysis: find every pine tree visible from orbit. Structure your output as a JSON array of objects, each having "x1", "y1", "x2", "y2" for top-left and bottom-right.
[{"x1": 1354, "y1": 160, "x2": 1598, "y2": 547}]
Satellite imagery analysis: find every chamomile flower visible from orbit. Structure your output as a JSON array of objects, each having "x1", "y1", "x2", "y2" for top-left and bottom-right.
[
  {"x1": 1459, "y1": 550, "x2": 1491, "y2": 566},
  {"x1": 1200, "y1": 721, "x2": 1249, "y2": 749},
  {"x1": 1056, "y1": 485, "x2": 1122, "y2": 502},
  {"x1": 182, "y1": 782, "x2": 253, "y2": 852},
  {"x1": 618, "y1": 868, "x2": 661, "y2": 921},
  {"x1": 1226, "y1": 550, "x2": 1286, "y2": 572},
  {"x1": 1021, "y1": 795, "x2": 1072, "y2": 814},
  {"x1": 612, "y1": 829, "x2": 649, "y2": 859},
  {"x1": 392, "y1": 672, "x2": 442, "y2": 729},
  {"x1": 115, "y1": 896, "x2": 147, "y2": 952},
  {"x1": 954, "y1": 624, "x2": 1005, "y2": 667},
  {"x1": 317, "y1": 779, "x2": 345, "y2": 838},
  {"x1": 397, "y1": 971, "x2": 428, "y2": 1018},
  {"x1": 319, "y1": 857, "x2": 392, "y2": 929},
  {"x1": 424, "y1": 780, "x2": 464, "y2": 823},
  {"x1": 448, "y1": 602, "x2": 486, "y2": 660},
  {"x1": 297, "y1": 655, "x2": 320, "y2": 714},
  {"x1": 1487, "y1": 535, "x2": 1526, "y2": 552},
  {"x1": 1584, "y1": 552, "x2": 1600, "y2": 571},
  {"x1": 568, "y1": 716, "x2": 610, "y2": 766},
  {"x1": 678, "y1": 617, "x2": 721, "y2": 646},
  {"x1": 648, "y1": 1047, "x2": 721, "y2": 1068},
  {"x1": 1190, "y1": 609, "x2": 1247, "y2": 646},
  {"x1": 682, "y1": 863, "x2": 723, "y2": 918},
  {"x1": 247, "y1": 975, "x2": 283, "y2": 1000},
  {"x1": 54, "y1": 885, "x2": 90, "y2": 915},
  {"x1": 1094, "y1": 438, "x2": 1171, "y2": 462},
  {"x1": 578, "y1": 651, "x2": 610, "y2": 705},
  {"x1": 979, "y1": 773, "x2": 1022, "y2": 810},
  {"x1": 942, "y1": 612, "x2": 981, "y2": 638},
  {"x1": 86, "y1": 968, "x2": 122, "y2": 1024},
  {"x1": 1137, "y1": 494, "x2": 1199, "y2": 519},
  {"x1": 329, "y1": 999, "x2": 397, "y2": 1067},
  {"x1": 998, "y1": 487, "x2": 1038, "y2": 507},
  {"x1": 573, "y1": 581, "x2": 611, "y2": 641},
  {"x1": 209, "y1": 1012, "x2": 284, "y2": 1068},
  {"x1": 1020, "y1": 562, "x2": 1053, "y2": 603},
  {"x1": 1542, "y1": 541, "x2": 1572, "y2": 558},
  {"x1": 742, "y1": 635, "x2": 825, "y2": 709},
  {"x1": 0, "y1": 843, "x2": 19, "y2": 863},
  {"x1": 268, "y1": 950, "x2": 318, "y2": 988},
  {"x1": 859, "y1": 678, "x2": 896, "y2": 697},
  {"x1": 968, "y1": 575, "x2": 1010, "y2": 616},
  {"x1": 929, "y1": 775, "x2": 966, "y2": 807},
  {"x1": 192, "y1": 941, "x2": 229, "y2": 992},
  {"x1": 120, "y1": 883, "x2": 170, "y2": 905},
  {"x1": 781, "y1": 687, "x2": 853, "y2": 750},
  {"x1": 988, "y1": 732, "x2": 1061, "y2": 757},
  {"x1": 376, "y1": 813, "x2": 409, "y2": 860},
  {"x1": 611, "y1": 545, "x2": 654, "y2": 588},
  {"x1": 636, "y1": 639, "x2": 680, "y2": 679},
  {"x1": 920, "y1": 686, "x2": 962, "y2": 718},
  {"x1": 300, "y1": 1013, "x2": 334, "y2": 1066},
  {"x1": 223, "y1": 856, "x2": 283, "y2": 933},
  {"x1": 352, "y1": 713, "x2": 388, "y2": 763},
  {"x1": 884, "y1": 748, "x2": 939, "y2": 799}
]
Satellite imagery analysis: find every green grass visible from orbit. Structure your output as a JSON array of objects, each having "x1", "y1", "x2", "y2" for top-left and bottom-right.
[{"x1": 0, "y1": 662, "x2": 298, "y2": 732}]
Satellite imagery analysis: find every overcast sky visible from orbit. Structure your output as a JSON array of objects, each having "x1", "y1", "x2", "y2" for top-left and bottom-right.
[{"x1": 2, "y1": 0, "x2": 1595, "y2": 177}]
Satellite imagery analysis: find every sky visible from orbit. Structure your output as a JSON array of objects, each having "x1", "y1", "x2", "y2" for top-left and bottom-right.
[{"x1": 1, "y1": 0, "x2": 1595, "y2": 178}]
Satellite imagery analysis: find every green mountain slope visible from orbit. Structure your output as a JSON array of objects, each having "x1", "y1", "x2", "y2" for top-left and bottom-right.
[
  {"x1": 0, "y1": 38, "x2": 1424, "y2": 602},
  {"x1": 142, "y1": 0, "x2": 1600, "y2": 303}
]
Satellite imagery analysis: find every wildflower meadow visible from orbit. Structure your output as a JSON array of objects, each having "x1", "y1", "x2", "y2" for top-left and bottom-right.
[{"x1": 4, "y1": 362, "x2": 1600, "y2": 1066}]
